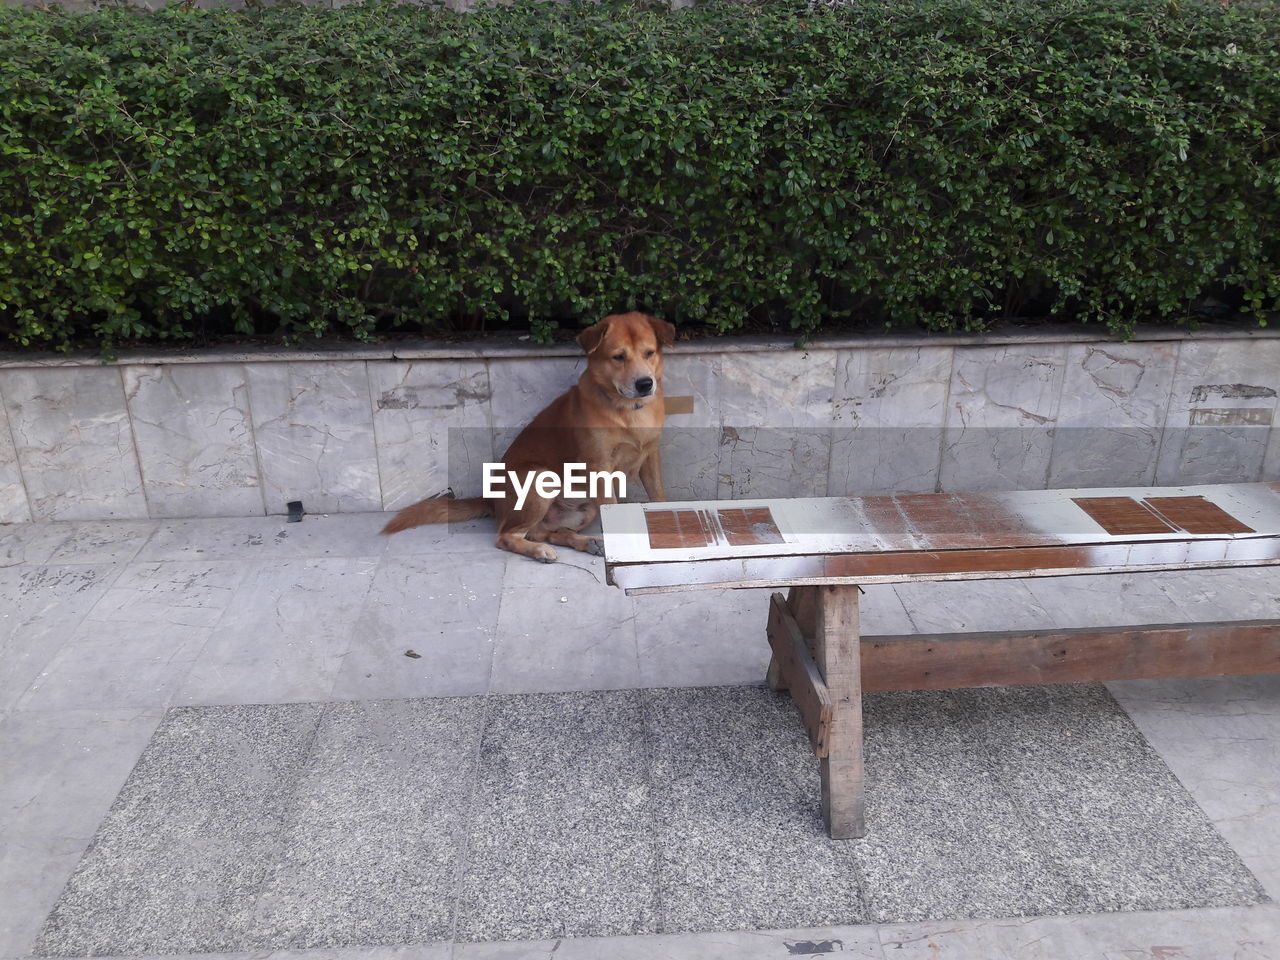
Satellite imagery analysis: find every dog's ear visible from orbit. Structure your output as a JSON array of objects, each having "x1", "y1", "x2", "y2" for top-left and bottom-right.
[
  {"x1": 576, "y1": 319, "x2": 610, "y2": 355},
  {"x1": 647, "y1": 315, "x2": 676, "y2": 349}
]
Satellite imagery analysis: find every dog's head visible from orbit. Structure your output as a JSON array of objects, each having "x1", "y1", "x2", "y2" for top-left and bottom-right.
[{"x1": 577, "y1": 312, "x2": 676, "y2": 406}]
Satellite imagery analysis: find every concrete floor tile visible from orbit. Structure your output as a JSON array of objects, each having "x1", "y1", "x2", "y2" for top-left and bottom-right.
[
  {"x1": 135, "y1": 514, "x2": 391, "y2": 563},
  {"x1": 0, "y1": 564, "x2": 123, "y2": 709},
  {"x1": 454, "y1": 924, "x2": 885, "y2": 960},
  {"x1": 0, "y1": 522, "x2": 78, "y2": 567},
  {"x1": 177, "y1": 558, "x2": 377, "y2": 705},
  {"x1": 1109, "y1": 672, "x2": 1280, "y2": 717},
  {"x1": 83, "y1": 559, "x2": 249, "y2": 628},
  {"x1": 452, "y1": 943, "x2": 557, "y2": 960},
  {"x1": 27, "y1": 949, "x2": 453, "y2": 960},
  {"x1": 645, "y1": 686, "x2": 869, "y2": 933},
  {"x1": 43, "y1": 519, "x2": 158, "y2": 565},
  {"x1": 330, "y1": 555, "x2": 504, "y2": 701},
  {"x1": 453, "y1": 691, "x2": 658, "y2": 942},
  {"x1": 16, "y1": 621, "x2": 211, "y2": 712},
  {"x1": 1243, "y1": 852, "x2": 1280, "y2": 901},
  {"x1": 0, "y1": 708, "x2": 165, "y2": 840},
  {"x1": 892, "y1": 579, "x2": 1056, "y2": 634},
  {"x1": 248, "y1": 698, "x2": 483, "y2": 949},
  {"x1": 490, "y1": 557, "x2": 640, "y2": 694},
  {"x1": 877, "y1": 903, "x2": 1280, "y2": 959},
  {"x1": 1149, "y1": 566, "x2": 1280, "y2": 622},
  {"x1": 32, "y1": 703, "x2": 325, "y2": 957},
  {"x1": 634, "y1": 586, "x2": 918, "y2": 690},
  {"x1": 0, "y1": 849, "x2": 88, "y2": 959},
  {"x1": 855, "y1": 585, "x2": 918, "y2": 637},
  {"x1": 1111, "y1": 676, "x2": 1280, "y2": 891},
  {"x1": 10, "y1": 510, "x2": 1280, "y2": 959},
  {"x1": 635, "y1": 588, "x2": 773, "y2": 688}
]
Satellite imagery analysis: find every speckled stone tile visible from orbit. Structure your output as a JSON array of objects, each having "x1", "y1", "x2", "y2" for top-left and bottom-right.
[
  {"x1": 968, "y1": 685, "x2": 1269, "y2": 914},
  {"x1": 29, "y1": 685, "x2": 1268, "y2": 954},
  {"x1": 853, "y1": 689, "x2": 1080, "y2": 923},
  {"x1": 645, "y1": 685, "x2": 870, "y2": 933},
  {"x1": 452, "y1": 690, "x2": 658, "y2": 942},
  {"x1": 32, "y1": 703, "x2": 325, "y2": 957},
  {"x1": 248, "y1": 697, "x2": 483, "y2": 949}
]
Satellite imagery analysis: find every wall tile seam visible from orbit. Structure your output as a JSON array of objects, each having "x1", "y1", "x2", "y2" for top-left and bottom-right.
[
  {"x1": 119, "y1": 365, "x2": 155, "y2": 523},
  {"x1": 0, "y1": 370, "x2": 35, "y2": 523},
  {"x1": 933, "y1": 346, "x2": 958, "y2": 494},
  {"x1": 1151, "y1": 340, "x2": 1187, "y2": 488},
  {"x1": 1038, "y1": 344, "x2": 1071, "y2": 492},
  {"x1": 362, "y1": 359, "x2": 389, "y2": 515},
  {"x1": 239, "y1": 361, "x2": 271, "y2": 520}
]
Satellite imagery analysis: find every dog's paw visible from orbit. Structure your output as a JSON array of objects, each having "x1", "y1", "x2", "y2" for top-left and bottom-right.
[
  {"x1": 533, "y1": 543, "x2": 559, "y2": 563},
  {"x1": 583, "y1": 538, "x2": 606, "y2": 557}
]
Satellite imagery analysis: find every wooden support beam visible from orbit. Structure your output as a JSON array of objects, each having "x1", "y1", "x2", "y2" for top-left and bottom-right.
[
  {"x1": 765, "y1": 592, "x2": 833, "y2": 755},
  {"x1": 810, "y1": 585, "x2": 865, "y2": 841},
  {"x1": 859, "y1": 620, "x2": 1280, "y2": 693}
]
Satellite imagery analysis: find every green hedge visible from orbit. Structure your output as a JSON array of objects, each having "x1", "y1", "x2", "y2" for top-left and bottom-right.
[{"x1": 1, "y1": 0, "x2": 1278, "y2": 350}]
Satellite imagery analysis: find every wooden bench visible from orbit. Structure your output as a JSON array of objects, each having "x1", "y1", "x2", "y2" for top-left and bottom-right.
[{"x1": 600, "y1": 482, "x2": 1280, "y2": 840}]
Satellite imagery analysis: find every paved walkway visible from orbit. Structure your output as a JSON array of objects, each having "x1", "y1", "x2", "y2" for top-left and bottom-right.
[{"x1": 2, "y1": 513, "x2": 1278, "y2": 959}]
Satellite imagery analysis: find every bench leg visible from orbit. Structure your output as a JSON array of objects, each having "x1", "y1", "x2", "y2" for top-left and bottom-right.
[
  {"x1": 814, "y1": 584, "x2": 865, "y2": 839},
  {"x1": 784, "y1": 584, "x2": 865, "y2": 840}
]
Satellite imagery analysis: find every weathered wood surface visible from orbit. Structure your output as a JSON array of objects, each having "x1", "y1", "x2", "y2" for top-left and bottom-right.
[
  {"x1": 602, "y1": 482, "x2": 1280, "y2": 594},
  {"x1": 765, "y1": 592, "x2": 833, "y2": 756},
  {"x1": 808, "y1": 585, "x2": 865, "y2": 840}
]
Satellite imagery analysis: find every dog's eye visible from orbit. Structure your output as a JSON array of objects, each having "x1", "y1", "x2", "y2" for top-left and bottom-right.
[
  {"x1": 644, "y1": 350, "x2": 656, "y2": 358},
  {"x1": 612, "y1": 353, "x2": 626, "y2": 362}
]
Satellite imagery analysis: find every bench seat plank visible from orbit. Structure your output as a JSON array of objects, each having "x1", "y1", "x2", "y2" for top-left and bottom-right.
[{"x1": 602, "y1": 482, "x2": 1280, "y2": 594}]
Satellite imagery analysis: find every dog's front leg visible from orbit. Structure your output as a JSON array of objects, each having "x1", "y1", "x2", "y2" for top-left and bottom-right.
[{"x1": 638, "y1": 450, "x2": 665, "y2": 502}]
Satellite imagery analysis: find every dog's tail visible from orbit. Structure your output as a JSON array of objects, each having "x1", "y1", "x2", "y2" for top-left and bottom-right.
[{"x1": 380, "y1": 496, "x2": 492, "y2": 535}]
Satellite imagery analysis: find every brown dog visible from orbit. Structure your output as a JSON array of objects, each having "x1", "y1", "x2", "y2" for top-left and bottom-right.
[{"x1": 381, "y1": 311, "x2": 673, "y2": 562}]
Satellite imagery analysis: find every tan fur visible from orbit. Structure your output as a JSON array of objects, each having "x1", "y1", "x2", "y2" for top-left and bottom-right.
[
  {"x1": 380, "y1": 311, "x2": 675, "y2": 562},
  {"x1": 378, "y1": 496, "x2": 492, "y2": 534}
]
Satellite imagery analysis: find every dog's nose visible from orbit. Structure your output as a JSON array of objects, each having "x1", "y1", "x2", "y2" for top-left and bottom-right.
[{"x1": 635, "y1": 377, "x2": 654, "y2": 395}]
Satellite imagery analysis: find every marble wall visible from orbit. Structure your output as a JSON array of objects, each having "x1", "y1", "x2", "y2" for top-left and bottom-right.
[{"x1": 2, "y1": 333, "x2": 1279, "y2": 522}]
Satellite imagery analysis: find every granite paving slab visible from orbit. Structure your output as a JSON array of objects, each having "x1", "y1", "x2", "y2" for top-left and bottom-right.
[
  {"x1": 248, "y1": 698, "x2": 484, "y2": 949},
  {"x1": 31, "y1": 684, "x2": 1268, "y2": 955},
  {"x1": 852, "y1": 688, "x2": 1077, "y2": 923},
  {"x1": 644, "y1": 686, "x2": 870, "y2": 931},
  {"x1": 33, "y1": 703, "x2": 326, "y2": 957},
  {"x1": 969, "y1": 685, "x2": 1267, "y2": 914},
  {"x1": 452, "y1": 691, "x2": 658, "y2": 942}
]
